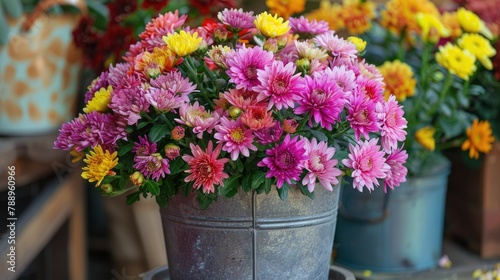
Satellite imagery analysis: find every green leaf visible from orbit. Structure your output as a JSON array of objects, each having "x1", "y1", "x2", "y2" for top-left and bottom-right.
[
  {"x1": 144, "y1": 180, "x2": 160, "y2": 196},
  {"x1": 307, "y1": 128, "x2": 328, "y2": 142},
  {"x1": 106, "y1": 185, "x2": 137, "y2": 197},
  {"x1": 196, "y1": 192, "x2": 217, "y2": 210},
  {"x1": 169, "y1": 158, "x2": 186, "y2": 175},
  {"x1": 118, "y1": 142, "x2": 134, "y2": 157},
  {"x1": 148, "y1": 124, "x2": 169, "y2": 142},
  {"x1": 298, "y1": 184, "x2": 315, "y2": 200},
  {"x1": 137, "y1": 121, "x2": 150, "y2": 130},
  {"x1": 156, "y1": 196, "x2": 167, "y2": 208},
  {"x1": 251, "y1": 171, "x2": 266, "y2": 190},
  {"x1": 241, "y1": 174, "x2": 253, "y2": 192},
  {"x1": 126, "y1": 191, "x2": 141, "y2": 205},
  {"x1": 220, "y1": 176, "x2": 240, "y2": 197},
  {"x1": 277, "y1": 183, "x2": 290, "y2": 201}
]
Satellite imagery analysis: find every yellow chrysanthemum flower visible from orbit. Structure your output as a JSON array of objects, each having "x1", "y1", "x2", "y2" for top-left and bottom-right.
[
  {"x1": 458, "y1": 33, "x2": 497, "y2": 70},
  {"x1": 456, "y1": 8, "x2": 494, "y2": 40},
  {"x1": 254, "y1": 12, "x2": 291, "y2": 38},
  {"x1": 306, "y1": 0, "x2": 344, "y2": 31},
  {"x1": 82, "y1": 145, "x2": 118, "y2": 187},
  {"x1": 83, "y1": 85, "x2": 113, "y2": 113},
  {"x1": 266, "y1": 0, "x2": 306, "y2": 19},
  {"x1": 461, "y1": 119, "x2": 495, "y2": 159},
  {"x1": 347, "y1": 36, "x2": 367, "y2": 53},
  {"x1": 415, "y1": 127, "x2": 436, "y2": 151},
  {"x1": 135, "y1": 46, "x2": 178, "y2": 74},
  {"x1": 378, "y1": 60, "x2": 416, "y2": 102},
  {"x1": 163, "y1": 30, "x2": 202, "y2": 57},
  {"x1": 435, "y1": 42, "x2": 477, "y2": 80},
  {"x1": 380, "y1": 0, "x2": 439, "y2": 37},
  {"x1": 441, "y1": 11, "x2": 462, "y2": 39},
  {"x1": 339, "y1": 0, "x2": 376, "y2": 35},
  {"x1": 416, "y1": 13, "x2": 450, "y2": 43}
]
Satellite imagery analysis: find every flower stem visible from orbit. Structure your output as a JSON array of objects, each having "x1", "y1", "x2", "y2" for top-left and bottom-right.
[{"x1": 428, "y1": 72, "x2": 453, "y2": 117}]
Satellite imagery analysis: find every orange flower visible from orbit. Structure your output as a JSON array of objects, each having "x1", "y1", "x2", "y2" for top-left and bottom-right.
[
  {"x1": 380, "y1": 0, "x2": 439, "y2": 37},
  {"x1": 441, "y1": 11, "x2": 463, "y2": 39},
  {"x1": 306, "y1": 0, "x2": 344, "y2": 31},
  {"x1": 461, "y1": 120, "x2": 495, "y2": 159},
  {"x1": 338, "y1": 0, "x2": 377, "y2": 35},
  {"x1": 266, "y1": 0, "x2": 306, "y2": 19},
  {"x1": 378, "y1": 60, "x2": 417, "y2": 102}
]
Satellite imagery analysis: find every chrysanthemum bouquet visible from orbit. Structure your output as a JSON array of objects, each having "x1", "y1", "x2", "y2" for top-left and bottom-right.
[
  {"x1": 307, "y1": 0, "x2": 497, "y2": 175},
  {"x1": 54, "y1": 8, "x2": 408, "y2": 208}
]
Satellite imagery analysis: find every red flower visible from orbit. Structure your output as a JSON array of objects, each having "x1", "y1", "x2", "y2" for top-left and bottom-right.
[
  {"x1": 142, "y1": 0, "x2": 170, "y2": 11},
  {"x1": 189, "y1": 0, "x2": 236, "y2": 15}
]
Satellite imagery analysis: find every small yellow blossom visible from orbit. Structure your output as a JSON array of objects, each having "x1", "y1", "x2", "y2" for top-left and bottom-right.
[
  {"x1": 378, "y1": 60, "x2": 416, "y2": 102},
  {"x1": 135, "y1": 46, "x2": 177, "y2": 74},
  {"x1": 254, "y1": 12, "x2": 290, "y2": 38},
  {"x1": 163, "y1": 30, "x2": 202, "y2": 57},
  {"x1": 415, "y1": 127, "x2": 436, "y2": 151},
  {"x1": 266, "y1": 0, "x2": 306, "y2": 19},
  {"x1": 82, "y1": 145, "x2": 118, "y2": 187},
  {"x1": 435, "y1": 42, "x2": 477, "y2": 80},
  {"x1": 416, "y1": 13, "x2": 450, "y2": 43},
  {"x1": 83, "y1": 86, "x2": 112, "y2": 113},
  {"x1": 70, "y1": 148, "x2": 85, "y2": 163},
  {"x1": 458, "y1": 33, "x2": 497, "y2": 70},
  {"x1": 461, "y1": 119, "x2": 495, "y2": 159},
  {"x1": 456, "y1": 8, "x2": 494, "y2": 40},
  {"x1": 306, "y1": 0, "x2": 344, "y2": 31},
  {"x1": 347, "y1": 36, "x2": 367, "y2": 53}
]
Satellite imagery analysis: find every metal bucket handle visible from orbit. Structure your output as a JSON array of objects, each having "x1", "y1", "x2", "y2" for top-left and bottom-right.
[{"x1": 338, "y1": 191, "x2": 391, "y2": 224}]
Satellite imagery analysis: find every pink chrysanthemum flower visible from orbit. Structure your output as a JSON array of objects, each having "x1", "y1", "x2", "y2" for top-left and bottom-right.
[
  {"x1": 107, "y1": 63, "x2": 130, "y2": 88},
  {"x1": 327, "y1": 65, "x2": 357, "y2": 96},
  {"x1": 224, "y1": 88, "x2": 260, "y2": 111},
  {"x1": 376, "y1": 95, "x2": 408, "y2": 153},
  {"x1": 289, "y1": 16, "x2": 330, "y2": 37},
  {"x1": 133, "y1": 153, "x2": 171, "y2": 181},
  {"x1": 257, "y1": 134, "x2": 308, "y2": 188},
  {"x1": 358, "y1": 59, "x2": 384, "y2": 83},
  {"x1": 254, "y1": 60, "x2": 303, "y2": 110},
  {"x1": 139, "y1": 11, "x2": 187, "y2": 40},
  {"x1": 240, "y1": 105, "x2": 275, "y2": 130},
  {"x1": 342, "y1": 138, "x2": 390, "y2": 192},
  {"x1": 314, "y1": 32, "x2": 358, "y2": 58},
  {"x1": 295, "y1": 68, "x2": 348, "y2": 130},
  {"x1": 254, "y1": 121, "x2": 283, "y2": 145},
  {"x1": 109, "y1": 87, "x2": 150, "y2": 126},
  {"x1": 145, "y1": 87, "x2": 185, "y2": 112},
  {"x1": 150, "y1": 71, "x2": 198, "y2": 103},
  {"x1": 356, "y1": 75, "x2": 385, "y2": 103},
  {"x1": 54, "y1": 112, "x2": 127, "y2": 152},
  {"x1": 214, "y1": 117, "x2": 257, "y2": 160},
  {"x1": 225, "y1": 45, "x2": 274, "y2": 90},
  {"x1": 383, "y1": 147, "x2": 408, "y2": 192},
  {"x1": 347, "y1": 93, "x2": 381, "y2": 141},
  {"x1": 182, "y1": 142, "x2": 229, "y2": 194},
  {"x1": 302, "y1": 138, "x2": 341, "y2": 192},
  {"x1": 175, "y1": 101, "x2": 222, "y2": 139},
  {"x1": 132, "y1": 135, "x2": 157, "y2": 156},
  {"x1": 218, "y1": 8, "x2": 255, "y2": 31}
]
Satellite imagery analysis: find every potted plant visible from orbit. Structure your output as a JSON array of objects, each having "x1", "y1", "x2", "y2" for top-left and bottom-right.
[
  {"x1": 53, "y1": 7, "x2": 408, "y2": 279},
  {"x1": 306, "y1": 0, "x2": 497, "y2": 272}
]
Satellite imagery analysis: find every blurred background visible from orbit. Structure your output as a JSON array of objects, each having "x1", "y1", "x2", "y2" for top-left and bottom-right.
[{"x1": 0, "y1": 0, "x2": 499, "y2": 279}]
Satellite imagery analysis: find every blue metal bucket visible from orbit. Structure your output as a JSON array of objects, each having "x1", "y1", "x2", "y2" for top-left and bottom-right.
[{"x1": 334, "y1": 154, "x2": 451, "y2": 272}]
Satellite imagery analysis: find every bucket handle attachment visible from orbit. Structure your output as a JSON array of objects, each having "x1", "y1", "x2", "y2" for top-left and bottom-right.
[{"x1": 338, "y1": 191, "x2": 391, "y2": 224}]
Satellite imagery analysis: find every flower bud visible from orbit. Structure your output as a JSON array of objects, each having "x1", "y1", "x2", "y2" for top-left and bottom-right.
[
  {"x1": 130, "y1": 171, "x2": 145, "y2": 186},
  {"x1": 296, "y1": 58, "x2": 310, "y2": 72},
  {"x1": 171, "y1": 126, "x2": 185, "y2": 140},
  {"x1": 347, "y1": 36, "x2": 366, "y2": 53},
  {"x1": 214, "y1": 26, "x2": 229, "y2": 43},
  {"x1": 101, "y1": 183, "x2": 113, "y2": 194},
  {"x1": 283, "y1": 119, "x2": 299, "y2": 134},
  {"x1": 228, "y1": 106, "x2": 242, "y2": 119},
  {"x1": 164, "y1": 143, "x2": 181, "y2": 160},
  {"x1": 276, "y1": 35, "x2": 288, "y2": 50},
  {"x1": 145, "y1": 63, "x2": 162, "y2": 79},
  {"x1": 263, "y1": 38, "x2": 279, "y2": 53}
]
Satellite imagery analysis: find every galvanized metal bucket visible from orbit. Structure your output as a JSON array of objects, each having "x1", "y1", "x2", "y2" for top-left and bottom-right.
[
  {"x1": 334, "y1": 154, "x2": 451, "y2": 272},
  {"x1": 160, "y1": 185, "x2": 340, "y2": 280}
]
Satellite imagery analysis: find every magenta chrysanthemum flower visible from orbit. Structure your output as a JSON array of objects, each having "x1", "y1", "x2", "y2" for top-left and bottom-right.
[
  {"x1": 214, "y1": 117, "x2": 257, "y2": 160},
  {"x1": 295, "y1": 68, "x2": 348, "y2": 130},
  {"x1": 139, "y1": 11, "x2": 187, "y2": 40},
  {"x1": 218, "y1": 8, "x2": 255, "y2": 31},
  {"x1": 225, "y1": 45, "x2": 274, "y2": 90},
  {"x1": 182, "y1": 141, "x2": 229, "y2": 194},
  {"x1": 314, "y1": 32, "x2": 358, "y2": 58},
  {"x1": 132, "y1": 135, "x2": 157, "y2": 156},
  {"x1": 253, "y1": 60, "x2": 303, "y2": 110},
  {"x1": 383, "y1": 147, "x2": 408, "y2": 192},
  {"x1": 254, "y1": 121, "x2": 283, "y2": 145},
  {"x1": 347, "y1": 93, "x2": 381, "y2": 141},
  {"x1": 54, "y1": 112, "x2": 127, "y2": 152},
  {"x1": 327, "y1": 65, "x2": 357, "y2": 96},
  {"x1": 257, "y1": 134, "x2": 307, "y2": 188},
  {"x1": 302, "y1": 138, "x2": 341, "y2": 192},
  {"x1": 84, "y1": 72, "x2": 109, "y2": 103},
  {"x1": 150, "y1": 71, "x2": 198, "y2": 103},
  {"x1": 376, "y1": 95, "x2": 408, "y2": 153},
  {"x1": 107, "y1": 63, "x2": 130, "y2": 88},
  {"x1": 356, "y1": 75, "x2": 385, "y2": 103},
  {"x1": 133, "y1": 153, "x2": 171, "y2": 181},
  {"x1": 342, "y1": 138, "x2": 390, "y2": 192},
  {"x1": 175, "y1": 101, "x2": 222, "y2": 139},
  {"x1": 109, "y1": 86, "x2": 150, "y2": 126},
  {"x1": 289, "y1": 16, "x2": 330, "y2": 37}
]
